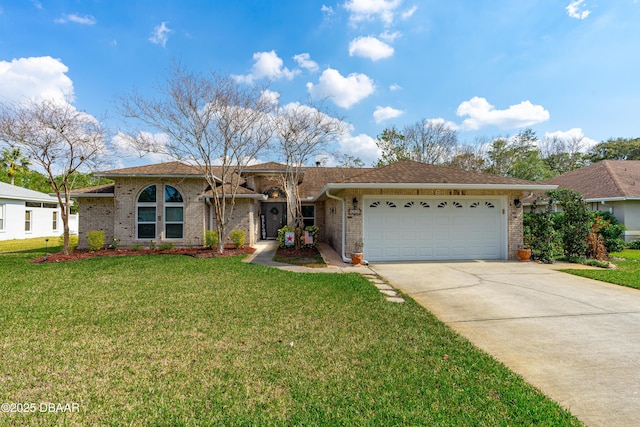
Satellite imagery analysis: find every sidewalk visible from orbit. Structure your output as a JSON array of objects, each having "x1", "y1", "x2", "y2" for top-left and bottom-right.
[{"x1": 245, "y1": 240, "x2": 370, "y2": 273}]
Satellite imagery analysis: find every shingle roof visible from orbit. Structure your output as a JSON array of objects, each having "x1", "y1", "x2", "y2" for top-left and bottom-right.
[
  {"x1": 70, "y1": 184, "x2": 115, "y2": 197},
  {"x1": 542, "y1": 160, "x2": 640, "y2": 199},
  {"x1": 0, "y1": 181, "x2": 59, "y2": 203},
  {"x1": 335, "y1": 160, "x2": 537, "y2": 185},
  {"x1": 100, "y1": 161, "x2": 204, "y2": 177}
]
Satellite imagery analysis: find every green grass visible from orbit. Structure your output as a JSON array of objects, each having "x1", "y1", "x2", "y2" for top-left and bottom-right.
[
  {"x1": 0, "y1": 250, "x2": 581, "y2": 426},
  {"x1": 0, "y1": 236, "x2": 62, "y2": 253},
  {"x1": 562, "y1": 249, "x2": 640, "y2": 290}
]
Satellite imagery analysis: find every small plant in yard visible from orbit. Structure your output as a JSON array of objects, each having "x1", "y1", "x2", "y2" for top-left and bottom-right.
[
  {"x1": 229, "y1": 229, "x2": 245, "y2": 248},
  {"x1": 108, "y1": 238, "x2": 121, "y2": 250},
  {"x1": 86, "y1": 230, "x2": 105, "y2": 251},
  {"x1": 130, "y1": 244, "x2": 142, "y2": 251},
  {"x1": 58, "y1": 234, "x2": 78, "y2": 251},
  {"x1": 628, "y1": 240, "x2": 640, "y2": 249},
  {"x1": 158, "y1": 243, "x2": 174, "y2": 251},
  {"x1": 205, "y1": 230, "x2": 219, "y2": 249},
  {"x1": 149, "y1": 240, "x2": 156, "y2": 250}
]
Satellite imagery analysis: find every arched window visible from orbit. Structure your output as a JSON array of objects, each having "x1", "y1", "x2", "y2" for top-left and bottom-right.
[
  {"x1": 164, "y1": 185, "x2": 184, "y2": 239},
  {"x1": 137, "y1": 185, "x2": 157, "y2": 239},
  {"x1": 264, "y1": 186, "x2": 286, "y2": 199},
  {"x1": 136, "y1": 184, "x2": 184, "y2": 240}
]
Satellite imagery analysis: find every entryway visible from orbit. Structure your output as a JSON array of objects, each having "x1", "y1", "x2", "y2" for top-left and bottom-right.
[{"x1": 262, "y1": 202, "x2": 286, "y2": 239}]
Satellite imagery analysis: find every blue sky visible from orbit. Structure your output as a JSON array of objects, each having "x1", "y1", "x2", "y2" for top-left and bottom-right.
[{"x1": 1, "y1": 0, "x2": 639, "y2": 167}]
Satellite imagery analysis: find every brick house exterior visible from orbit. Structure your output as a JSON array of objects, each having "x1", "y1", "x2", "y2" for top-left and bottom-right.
[{"x1": 73, "y1": 160, "x2": 554, "y2": 260}]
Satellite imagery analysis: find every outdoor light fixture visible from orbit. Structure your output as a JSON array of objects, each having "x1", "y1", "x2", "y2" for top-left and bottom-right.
[
  {"x1": 514, "y1": 198, "x2": 521, "y2": 208},
  {"x1": 352, "y1": 197, "x2": 359, "y2": 210}
]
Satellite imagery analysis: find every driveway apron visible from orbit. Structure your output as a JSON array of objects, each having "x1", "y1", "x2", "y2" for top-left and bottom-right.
[{"x1": 370, "y1": 261, "x2": 640, "y2": 427}]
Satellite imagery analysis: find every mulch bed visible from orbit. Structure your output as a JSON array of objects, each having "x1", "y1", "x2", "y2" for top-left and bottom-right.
[
  {"x1": 32, "y1": 246, "x2": 256, "y2": 263},
  {"x1": 275, "y1": 246, "x2": 322, "y2": 258}
]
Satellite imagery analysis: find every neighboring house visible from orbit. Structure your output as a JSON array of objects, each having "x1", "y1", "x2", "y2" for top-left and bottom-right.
[
  {"x1": 535, "y1": 160, "x2": 640, "y2": 242},
  {"x1": 0, "y1": 181, "x2": 77, "y2": 241},
  {"x1": 72, "y1": 160, "x2": 554, "y2": 261}
]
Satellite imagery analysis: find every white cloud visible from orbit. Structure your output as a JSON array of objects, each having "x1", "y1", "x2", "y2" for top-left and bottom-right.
[
  {"x1": 427, "y1": 117, "x2": 460, "y2": 132},
  {"x1": 234, "y1": 51, "x2": 299, "y2": 84},
  {"x1": 306, "y1": 68, "x2": 375, "y2": 109},
  {"x1": 0, "y1": 56, "x2": 74, "y2": 103},
  {"x1": 456, "y1": 96, "x2": 550, "y2": 130},
  {"x1": 566, "y1": 0, "x2": 591, "y2": 19},
  {"x1": 321, "y1": 5, "x2": 335, "y2": 15},
  {"x1": 260, "y1": 89, "x2": 281, "y2": 107},
  {"x1": 389, "y1": 83, "x2": 401, "y2": 91},
  {"x1": 373, "y1": 106, "x2": 404, "y2": 124},
  {"x1": 379, "y1": 30, "x2": 401, "y2": 42},
  {"x1": 55, "y1": 13, "x2": 96, "y2": 25},
  {"x1": 544, "y1": 128, "x2": 598, "y2": 151},
  {"x1": 401, "y1": 5, "x2": 417, "y2": 19},
  {"x1": 149, "y1": 22, "x2": 172, "y2": 48},
  {"x1": 349, "y1": 36, "x2": 394, "y2": 61},
  {"x1": 293, "y1": 53, "x2": 319, "y2": 73},
  {"x1": 112, "y1": 131, "x2": 174, "y2": 163},
  {"x1": 337, "y1": 133, "x2": 380, "y2": 165},
  {"x1": 343, "y1": 0, "x2": 403, "y2": 25}
]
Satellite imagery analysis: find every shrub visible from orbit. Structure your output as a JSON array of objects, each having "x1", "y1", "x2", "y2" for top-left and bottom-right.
[
  {"x1": 591, "y1": 212, "x2": 626, "y2": 253},
  {"x1": 205, "y1": 230, "x2": 219, "y2": 249},
  {"x1": 58, "y1": 234, "x2": 79, "y2": 251},
  {"x1": 628, "y1": 240, "x2": 640, "y2": 250},
  {"x1": 108, "y1": 238, "x2": 121, "y2": 250},
  {"x1": 586, "y1": 232, "x2": 608, "y2": 260},
  {"x1": 229, "y1": 229, "x2": 245, "y2": 248},
  {"x1": 549, "y1": 189, "x2": 590, "y2": 259},
  {"x1": 130, "y1": 244, "x2": 142, "y2": 251},
  {"x1": 302, "y1": 225, "x2": 319, "y2": 248},
  {"x1": 277, "y1": 225, "x2": 292, "y2": 248},
  {"x1": 158, "y1": 243, "x2": 174, "y2": 251},
  {"x1": 86, "y1": 230, "x2": 105, "y2": 251}
]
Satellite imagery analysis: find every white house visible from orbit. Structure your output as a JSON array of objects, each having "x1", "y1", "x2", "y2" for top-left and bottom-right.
[{"x1": 0, "y1": 181, "x2": 78, "y2": 241}]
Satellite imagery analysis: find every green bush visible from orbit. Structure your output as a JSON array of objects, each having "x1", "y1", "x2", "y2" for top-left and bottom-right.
[
  {"x1": 130, "y1": 244, "x2": 142, "y2": 251},
  {"x1": 158, "y1": 243, "x2": 174, "y2": 251},
  {"x1": 302, "y1": 225, "x2": 319, "y2": 248},
  {"x1": 628, "y1": 240, "x2": 640, "y2": 250},
  {"x1": 86, "y1": 230, "x2": 105, "y2": 251},
  {"x1": 58, "y1": 234, "x2": 79, "y2": 251},
  {"x1": 229, "y1": 229, "x2": 245, "y2": 248},
  {"x1": 108, "y1": 238, "x2": 120, "y2": 250},
  {"x1": 277, "y1": 225, "x2": 292, "y2": 248},
  {"x1": 591, "y1": 212, "x2": 626, "y2": 253},
  {"x1": 205, "y1": 230, "x2": 219, "y2": 248},
  {"x1": 549, "y1": 189, "x2": 590, "y2": 259}
]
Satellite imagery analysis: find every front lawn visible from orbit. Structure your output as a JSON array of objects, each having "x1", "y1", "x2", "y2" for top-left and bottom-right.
[
  {"x1": 562, "y1": 249, "x2": 640, "y2": 290},
  {"x1": 0, "y1": 250, "x2": 581, "y2": 425}
]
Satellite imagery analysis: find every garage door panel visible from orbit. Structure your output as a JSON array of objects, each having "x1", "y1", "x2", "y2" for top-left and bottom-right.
[{"x1": 364, "y1": 197, "x2": 504, "y2": 261}]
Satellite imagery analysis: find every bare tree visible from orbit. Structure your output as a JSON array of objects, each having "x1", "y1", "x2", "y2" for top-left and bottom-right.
[
  {"x1": 404, "y1": 118, "x2": 457, "y2": 164},
  {"x1": 539, "y1": 134, "x2": 587, "y2": 174},
  {"x1": 273, "y1": 101, "x2": 348, "y2": 246},
  {"x1": 0, "y1": 98, "x2": 107, "y2": 254},
  {"x1": 118, "y1": 64, "x2": 273, "y2": 253}
]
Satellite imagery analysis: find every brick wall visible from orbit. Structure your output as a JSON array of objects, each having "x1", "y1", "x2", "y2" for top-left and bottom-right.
[{"x1": 77, "y1": 197, "x2": 115, "y2": 249}]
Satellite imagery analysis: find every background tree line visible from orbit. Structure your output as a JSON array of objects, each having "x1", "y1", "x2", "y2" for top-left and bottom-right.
[{"x1": 370, "y1": 121, "x2": 640, "y2": 182}]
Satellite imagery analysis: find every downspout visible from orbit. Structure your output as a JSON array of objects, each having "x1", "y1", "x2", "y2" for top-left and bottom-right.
[
  {"x1": 205, "y1": 196, "x2": 214, "y2": 233},
  {"x1": 325, "y1": 189, "x2": 351, "y2": 263}
]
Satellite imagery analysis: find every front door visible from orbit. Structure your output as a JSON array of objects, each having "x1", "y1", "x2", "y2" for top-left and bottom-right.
[{"x1": 263, "y1": 202, "x2": 286, "y2": 239}]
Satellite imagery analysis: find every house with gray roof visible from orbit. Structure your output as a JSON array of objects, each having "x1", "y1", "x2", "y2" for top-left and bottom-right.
[
  {"x1": 72, "y1": 160, "x2": 554, "y2": 261},
  {"x1": 539, "y1": 160, "x2": 640, "y2": 242},
  {"x1": 0, "y1": 181, "x2": 77, "y2": 241}
]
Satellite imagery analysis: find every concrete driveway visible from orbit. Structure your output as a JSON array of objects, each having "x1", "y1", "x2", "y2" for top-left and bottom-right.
[{"x1": 370, "y1": 261, "x2": 640, "y2": 427}]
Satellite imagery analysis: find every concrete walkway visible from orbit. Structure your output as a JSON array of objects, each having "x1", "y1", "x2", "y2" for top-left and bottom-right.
[{"x1": 369, "y1": 261, "x2": 640, "y2": 427}]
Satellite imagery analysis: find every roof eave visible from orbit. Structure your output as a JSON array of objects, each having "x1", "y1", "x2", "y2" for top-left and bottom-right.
[
  {"x1": 312, "y1": 182, "x2": 557, "y2": 200},
  {"x1": 70, "y1": 193, "x2": 115, "y2": 198},
  {"x1": 204, "y1": 194, "x2": 268, "y2": 200}
]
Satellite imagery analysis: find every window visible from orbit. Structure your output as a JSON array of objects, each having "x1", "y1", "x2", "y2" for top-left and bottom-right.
[
  {"x1": 26, "y1": 201, "x2": 41, "y2": 208},
  {"x1": 136, "y1": 184, "x2": 184, "y2": 240},
  {"x1": 301, "y1": 205, "x2": 315, "y2": 228},
  {"x1": 0, "y1": 204, "x2": 4, "y2": 231},
  {"x1": 25, "y1": 210, "x2": 32, "y2": 232},
  {"x1": 52, "y1": 211, "x2": 58, "y2": 231},
  {"x1": 137, "y1": 185, "x2": 157, "y2": 239},
  {"x1": 164, "y1": 185, "x2": 183, "y2": 239}
]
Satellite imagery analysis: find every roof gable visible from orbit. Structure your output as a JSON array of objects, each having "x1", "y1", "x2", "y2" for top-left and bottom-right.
[
  {"x1": 100, "y1": 161, "x2": 203, "y2": 177},
  {"x1": 543, "y1": 160, "x2": 640, "y2": 199}
]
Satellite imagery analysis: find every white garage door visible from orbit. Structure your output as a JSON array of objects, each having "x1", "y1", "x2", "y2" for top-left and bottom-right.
[{"x1": 363, "y1": 196, "x2": 505, "y2": 261}]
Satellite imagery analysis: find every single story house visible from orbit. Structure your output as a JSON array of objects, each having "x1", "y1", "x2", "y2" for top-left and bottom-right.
[
  {"x1": 72, "y1": 160, "x2": 554, "y2": 261},
  {"x1": 0, "y1": 181, "x2": 77, "y2": 241},
  {"x1": 537, "y1": 160, "x2": 640, "y2": 242}
]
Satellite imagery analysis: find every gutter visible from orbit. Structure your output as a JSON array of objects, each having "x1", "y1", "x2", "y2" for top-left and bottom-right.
[{"x1": 324, "y1": 189, "x2": 351, "y2": 263}]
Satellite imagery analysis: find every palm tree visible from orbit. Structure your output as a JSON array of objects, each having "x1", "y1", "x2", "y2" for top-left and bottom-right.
[{"x1": 1, "y1": 147, "x2": 31, "y2": 185}]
